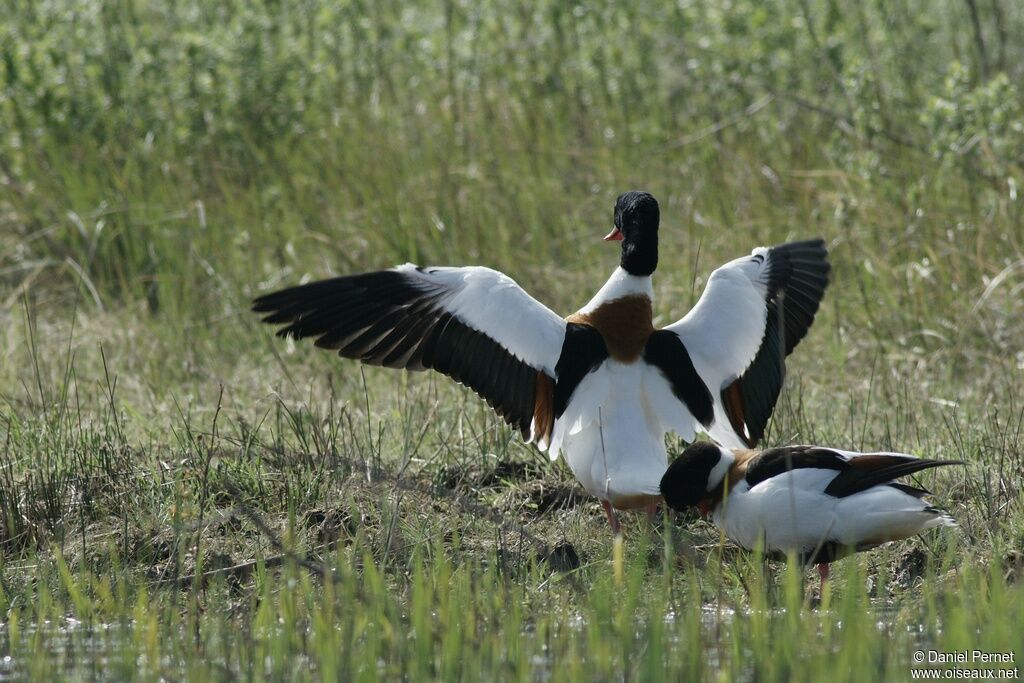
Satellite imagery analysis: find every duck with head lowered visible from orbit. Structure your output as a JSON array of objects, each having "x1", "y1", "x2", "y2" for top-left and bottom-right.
[
  {"x1": 660, "y1": 442, "x2": 961, "y2": 582},
  {"x1": 254, "y1": 191, "x2": 831, "y2": 533}
]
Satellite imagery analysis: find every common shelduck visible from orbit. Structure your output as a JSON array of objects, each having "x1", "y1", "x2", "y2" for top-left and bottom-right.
[
  {"x1": 253, "y1": 191, "x2": 830, "y2": 532},
  {"x1": 660, "y1": 442, "x2": 961, "y2": 581}
]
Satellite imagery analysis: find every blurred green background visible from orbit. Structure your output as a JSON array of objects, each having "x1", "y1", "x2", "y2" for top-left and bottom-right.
[{"x1": 3, "y1": 0, "x2": 1021, "y2": 313}]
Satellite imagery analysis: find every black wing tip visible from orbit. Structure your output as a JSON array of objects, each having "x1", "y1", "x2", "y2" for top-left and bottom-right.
[
  {"x1": 864, "y1": 456, "x2": 966, "y2": 470},
  {"x1": 771, "y1": 239, "x2": 831, "y2": 269},
  {"x1": 773, "y1": 239, "x2": 832, "y2": 354},
  {"x1": 251, "y1": 281, "x2": 322, "y2": 317},
  {"x1": 251, "y1": 267, "x2": 420, "y2": 313},
  {"x1": 903, "y1": 458, "x2": 966, "y2": 475},
  {"x1": 823, "y1": 455, "x2": 963, "y2": 499},
  {"x1": 252, "y1": 290, "x2": 292, "y2": 314},
  {"x1": 763, "y1": 239, "x2": 830, "y2": 294},
  {"x1": 780, "y1": 237, "x2": 828, "y2": 252}
]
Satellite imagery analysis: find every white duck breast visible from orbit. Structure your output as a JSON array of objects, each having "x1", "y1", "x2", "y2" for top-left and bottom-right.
[
  {"x1": 555, "y1": 361, "x2": 677, "y2": 507},
  {"x1": 253, "y1": 191, "x2": 831, "y2": 526}
]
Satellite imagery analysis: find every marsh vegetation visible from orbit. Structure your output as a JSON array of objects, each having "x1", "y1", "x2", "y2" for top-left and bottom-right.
[{"x1": 1, "y1": 0, "x2": 1022, "y2": 679}]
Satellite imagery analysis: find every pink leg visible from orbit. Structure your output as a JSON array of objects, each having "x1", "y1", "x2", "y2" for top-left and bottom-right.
[
  {"x1": 817, "y1": 563, "x2": 830, "y2": 585},
  {"x1": 601, "y1": 500, "x2": 622, "y2": 534}
]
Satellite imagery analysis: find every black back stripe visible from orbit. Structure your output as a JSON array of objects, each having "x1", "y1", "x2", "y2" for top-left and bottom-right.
[
  {"x1": 744, "y1": 446, "x2": 963, "y2": 500},
  {"x1": 552, "y1": 323, "x2": 609, "y2": 418},
  {"x1": 744, "y1": 446, "x2": 849, "y2": 489},
  {"x1": 643, "y1": 330, "x2": 715, "y2": 427},
  {"x1": 253, "y1": 269, "x2": 544, "y2": 438}
]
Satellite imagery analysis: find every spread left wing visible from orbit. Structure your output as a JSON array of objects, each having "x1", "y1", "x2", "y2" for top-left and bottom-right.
[{"x1": 254, "y1": 264, "x2": 567, "y2": 439}]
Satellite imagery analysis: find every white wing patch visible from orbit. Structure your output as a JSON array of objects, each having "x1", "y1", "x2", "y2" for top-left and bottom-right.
[
  {"x1": 666, "y1": 253, "x2": 769, "y2": 389},
  {"x1": 397, "y1": 264, "x2": 566, "y2": 376}
]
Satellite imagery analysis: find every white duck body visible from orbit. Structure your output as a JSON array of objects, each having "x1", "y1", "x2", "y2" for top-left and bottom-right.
[
  {"x1": 554, "y1": 359, "x2": 693, "y2": 507},
  {"x1": 676, "y1": 445, "x2": 959, "y2": 562},
  {"x1": 716, "y1": 465, "x2": 954, "y2": 559}
]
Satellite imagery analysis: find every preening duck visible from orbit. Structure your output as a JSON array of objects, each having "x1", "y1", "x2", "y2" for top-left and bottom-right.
[
  {"x1": 253, "y1": 191, "x2": 830, "y2": 532},
  {"x1": 660, "y1": 443, "x2": 961, "y2": 581}
]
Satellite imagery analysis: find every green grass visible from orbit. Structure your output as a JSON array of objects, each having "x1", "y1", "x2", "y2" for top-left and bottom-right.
[{"x1": 1, "y1": 0, "x2": 1023, "y2": 679}]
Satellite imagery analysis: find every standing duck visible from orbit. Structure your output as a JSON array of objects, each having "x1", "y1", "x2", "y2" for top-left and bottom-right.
[
  {"x1": 254, "y1": 191, "x2": 830, "y2": 532},
  {"x1": 660, "y1": 442, "x2": 961, "y2": 580}
]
